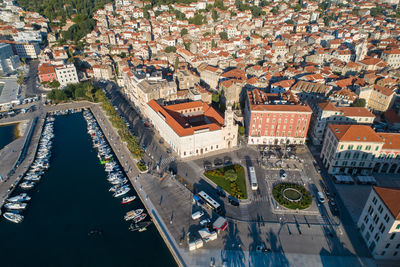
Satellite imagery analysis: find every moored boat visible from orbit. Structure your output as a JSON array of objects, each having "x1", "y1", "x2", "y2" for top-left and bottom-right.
[
  {"x1": 3, "y1": 212, "x2": 24, "y2": 223},
  {"x1": 122, "y1": 196, "x2": 136, "y2": 204},
  {"x1": 124, "y1": 209, "x2": 144, "y2": 221},
  {"x1": 133, "y1": 213, "x2": 147, "y2": 223},
  {"x1": 113, "y1": 186, "x2": 130, "y2": 198},
  {"x1": 7, "y1": 193, "x2": 31, "y2": 202},
  {"x1": 4, "y1": 202, "x2": 27, "y2": 210}
]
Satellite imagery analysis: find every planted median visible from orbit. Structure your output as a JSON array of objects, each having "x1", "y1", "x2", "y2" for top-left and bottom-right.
[
  {"x1": 272, "y1": 183, "x2": 312, "y2": 210},
  {"x1": 204, "y1": 164, "x2": 247, "y2": 199}
]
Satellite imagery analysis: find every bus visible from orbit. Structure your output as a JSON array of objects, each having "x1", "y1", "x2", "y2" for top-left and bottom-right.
[
  {"x1": 198, "y1": 191, "x2": 222, "y2": 213},
  {"x1": 249, "y1": 166, "x2": 258, "y2": 191}
]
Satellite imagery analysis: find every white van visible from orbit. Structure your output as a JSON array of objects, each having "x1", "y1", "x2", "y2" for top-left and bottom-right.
[
  {"x1": 191, "y1": 211, "x2": 204, "y2": 220},
  {"x1": 317, "y1": 192, "x2": 325, "y2": 203}
]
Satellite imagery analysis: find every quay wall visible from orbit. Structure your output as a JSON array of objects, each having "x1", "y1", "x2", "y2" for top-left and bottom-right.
[{"x1": 89, "y1": 105, "x2": 186, "y2": 267}]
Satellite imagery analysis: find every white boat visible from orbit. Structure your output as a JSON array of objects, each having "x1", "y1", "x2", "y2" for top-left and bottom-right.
[
  {"x1": 122, "y1": 196, "x2": 136, "y2": 204},
  {"x1": 109, "y1": 184, "x2": 128, "y2": 192},
  {"x1": 124, "y1": 209, "x2": 144, "y2": 221},
  {"x1": 20, "y1": 181, "x2": 36, "y2": 190},
  {"x1": 113, "y1": 186, "x2": 130, "y2": 197},
  {"x1": 3, "y1": 212, "x2": 24, "y2": 223},
  {"x1": 7, "y1": 193, "x2": 31, "y2": 202},
  {"x1": 4, "y1": 202, "x2": 27, "y2": 210}
]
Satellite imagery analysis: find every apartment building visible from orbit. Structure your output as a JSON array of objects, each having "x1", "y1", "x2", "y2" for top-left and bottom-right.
[
  {"x1": 357, "y1": 85, "x2": 395, "y2": 113},
  {"x1": 357, "y1": 186, "x2": 400, "y2": 260},
  {"x1": 244, "y1": 89, "x2": 312, "y2": 145},
  {"x1": 321, "y1": 124, "x2": 400, "y2": 175},
  {"x1": 54, "y1": 64, "x2": 78, "y2": 87},
  {"x1": 15, "y1": 42, "x2": 40, "y2": 59},
  {"x1": 309, "y1": 101, "x2": 375, "y2": 145},
  {"x1": 0, "y1": 43, "x2": 19, "y2": 75},
  {"x1": 381, "y1": 49, "x2": 400, "y2": 69},
  {"x1": 38, "y1": 63, "x2": 57, "y2": 83}
]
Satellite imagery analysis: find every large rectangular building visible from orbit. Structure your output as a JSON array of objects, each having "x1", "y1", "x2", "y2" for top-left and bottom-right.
[
  {"x1": 55, "y1": 64, "x2": 78, "y2": 87},
  {"x1": 321, "y1": 124, "x2": 400, "y2": 175},
  {"x1": 244, "y1": 89, "x2": 312, "y2": 145},
  {"x1": 309, "y1": 101, "x2": 375, "y2": 145},
  {"x1": 146, "y1": 100, "x2": 237, "y2": 158},
  {"x1": 357, "y1": 186, "x2": 400, "y2": 260}
]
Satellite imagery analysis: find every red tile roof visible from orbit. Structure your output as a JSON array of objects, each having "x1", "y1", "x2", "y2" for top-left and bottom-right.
[
  {"x1": 329, "y1": 125, "x2": 383, "y2": 143},
  {"x1": 147, "y1": 100, "x2": 224, "y2": 137},
  {"x1": 378, "y1": 133, "x2": 400, "y2": 150},
  {"x1": 373, "y1": 186, "x2": 400, "y2": 220}
]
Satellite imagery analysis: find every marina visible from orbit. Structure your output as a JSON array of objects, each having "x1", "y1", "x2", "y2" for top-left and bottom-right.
[{"x1": 0, "y1": 112, "x2": 176, "y2": 266}]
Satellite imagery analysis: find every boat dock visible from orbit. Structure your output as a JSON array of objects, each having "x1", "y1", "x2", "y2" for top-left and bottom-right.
[{"x1": 0, "y1": 101, "x2": 192, "y2": 267}]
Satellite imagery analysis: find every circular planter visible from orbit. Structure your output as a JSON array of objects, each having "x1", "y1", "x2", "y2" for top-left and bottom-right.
[
  {"x1": 272, "y1": 183, "x2": 312, "y2": 210},
  {"x1": 282, "y1": 188, "x2": 302, "y2": 202}
]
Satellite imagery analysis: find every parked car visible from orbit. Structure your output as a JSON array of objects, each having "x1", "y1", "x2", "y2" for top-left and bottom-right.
[
  {"x1": 214, "y1": 158, "x2": 223, "y2": 166},
  {"x1": 216, "y1": 186, "x2": 226, "y2": 198},
  {"x1": 280, "y1": 169, "x2": 287, "y2": 179},
  {"x1": 191, "y1": 211, "x2": 204, "y2": 220},
  {"x1": 228, "y1": 196, "x2": 239, "y2": 206},
  {"x1": 200, "y1": 218, "x2": 210, "y2": 226},
  {"x1": 166, "y1": 148, "x2": 172, "y2": 154},
  {"x1": 224, "y1": 156, "x2": 232, "y2": 165},
  {"x1": 317, "y1": 191, "x2": 325, "y2": 204}
]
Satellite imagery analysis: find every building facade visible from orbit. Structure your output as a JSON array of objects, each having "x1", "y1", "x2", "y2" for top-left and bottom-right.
[
  {"x1": 0, "y1": 43, "x2": 19, "y2": 75},
  {"x1": 357, "y1": 186, "x2": 400, "y2": 260},
  {"x1": 244, "y1": 89, "x2": 312, "y2": 145},
  {"x1": 54, "y1": 64, "x2": 78, "y2": 87},
  {"x1": 321, "y1": 124, "x2": 400, "y2": 175},
  {"x1": 146, "y1": 100, "x2": 237, "y2": 158},
  {"x1": 309, "y1": 101, "x2": 375, "y2": 145},
  {"x1": 38, "y1": 63, "x2": 57, "y2": 83},
  {"x1": 15, "y1": 42, "x2": 40, "y2": 59}
]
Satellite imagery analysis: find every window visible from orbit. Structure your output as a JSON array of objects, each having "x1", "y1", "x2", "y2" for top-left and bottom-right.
[
  {"x1": 372, "y1": 197, "x2": 377, "y2": 205},
  {"x1": 366, "y1": 145, "x2": 371, "y2": 151},
  {"x1": 378, "y1": 205, "x2": 383, "y2": 214},
  {"x1": 390, "y1": 233, "x2": 396, "y2": 240},
  {"x1": 394, "y1": 252, "x2": 398, "y2": 257},
  {"x1": 381, "y1": 251, "x2": 386, "y2": 256},
  {"x1": 369, "y1": 224, "x2": 374, "y2": 232},
  {"x1": 384, "y1": 214, "x2": 390, "y2": 223},
  {"x1": 396, "y1": 224, "x2": 400, "y2": 230},
  {"x1": 356, "y1": 145, "x2": 362, "y2": 150},
  {"x1": 396, "y1": 243, "x2": 400, "y2": 249},
  {"x1": 385, "y1": 243, "x2": 390, "y2": 249},
  {"x1": 340, "y1": 145, "x2": 344, "y2": 149},
  {"x1": 348, "y1": 145, "x2": 354, "y2": 150},
  {"x1": 374, "y1": 233, "x2": 380, "y2": 242}
]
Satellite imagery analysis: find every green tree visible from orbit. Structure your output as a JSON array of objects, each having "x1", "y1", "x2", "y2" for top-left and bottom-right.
[
  {"x1": 188, "y1": 13, "x2": 206, "y2": 25},
  {"x1": 219, "y1": 31, "x2": 228, "y2": 40},
  {"x1": 212, "y1": 92, "x2": 220, "y2": 103},
  {"x1": 293, "y1": 4, "x2": 301, "y2": 12},
  {"x1": 351, "y1": 98, "x2": 366, "y2": 107},
  {"x1": 212, "y1": 9, "x2": 219, "y2": 22},
  {"x1": 174, "y1": 57, "x2": 179, "y2": 70},
  {"x1": 286, "y1": 19, "x2": 294, "y2": 24},
  {"x1": 49, "y1": 81, "x2": 60, "y2": 88},
  {"x1": 165, "y1": 46, "x2": 177, "y2": 53},
  {"x1": 47, "y1": 89, "x2": 67, "y2": 102},
  {"x1": 214, "y1": 0, "x2": 225, "y2": 9},
  {"x1": 184, "y1": 42, "x2": 191, "y2": 50},
  {"x1": 211, "y1": 39, "x2": 217, "y2": 48},
  {"x1": 17, "y1": 71, "x2": 23, "y2": 85},
  {"x1": 238, "y1": 126, "x2": 245, "y2": 136},
  {"x1": 180, "y1": 28, "x2": 188, "y2": 36}
]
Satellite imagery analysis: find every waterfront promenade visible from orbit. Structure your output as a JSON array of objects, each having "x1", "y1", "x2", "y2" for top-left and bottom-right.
[{"x1": 0, "y1": 101, "x2": 377, "y2": 267}]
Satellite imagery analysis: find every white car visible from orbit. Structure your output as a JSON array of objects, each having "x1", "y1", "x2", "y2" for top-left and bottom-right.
[
  {"x1": 191, "y1": 211, "x2": 204, "y2": 220},
  {"x1": 200, "y1": 218, "x2": 210, "y2": 226}
]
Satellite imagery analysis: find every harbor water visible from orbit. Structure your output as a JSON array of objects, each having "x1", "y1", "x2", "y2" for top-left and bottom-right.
[
  {"x1": 0, "y1": 113, "x2": 176, "y2": 267},
  {"x1": 0, "y1": 123, "x2": 18, "y2": 150}
]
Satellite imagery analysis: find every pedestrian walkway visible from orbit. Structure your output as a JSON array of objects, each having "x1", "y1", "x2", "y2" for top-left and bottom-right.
[{"x1": 159, "y1": 156, "x2": 175, "y2": 169}]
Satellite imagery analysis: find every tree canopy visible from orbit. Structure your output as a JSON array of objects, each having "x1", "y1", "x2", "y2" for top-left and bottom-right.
[{"x1": 15, "y1": 0, "x2": 113, "y2": 42}]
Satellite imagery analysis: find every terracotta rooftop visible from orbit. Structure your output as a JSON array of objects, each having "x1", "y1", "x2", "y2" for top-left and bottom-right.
[
  {"x1": 378, "y1": 133, "x2": 400, "y2": 150},
  {"x1": 373, "y1": 186, "x2": 400, "y2": 220},
  {"x1": 147, "y1": 100, "x2": 224, "y2": 137},
  {"x1": 329, "y1": 124, "x2": 383, "y2": 143}
]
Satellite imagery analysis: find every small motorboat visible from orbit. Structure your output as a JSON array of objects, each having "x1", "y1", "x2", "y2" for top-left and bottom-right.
[
  {"x1": 133, "y1": 213, "x2": 147, "y2": 223},
  {"x1": 129, "y1": 221, "x2": 152, "y2": 232},
  {"x1": 124, "y1": 209, "x2": 144, "y2": 221},
  {"x1": 3, "y1": 212, "x2": 24, "y2": 223},
  {"x1": 122, "y1": 196, "x2": 136, "y2": 204},
  {"x1": 4, "y1": 202, "x2": 27, "y2": 210}
]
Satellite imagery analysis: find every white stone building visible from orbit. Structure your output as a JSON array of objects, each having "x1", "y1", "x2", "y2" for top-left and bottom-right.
[
  {"x1": 15, "y1": 42, "x2": 40, "y2": 59},
  {"x1": 0, "y1": 43, "x2": 20, "y2": 75},
  {"x1": 146, "y1": 100, "x2": 237, "y2": 158},
  {"x1": 55, "y1": 64, "x2": 79, "y2": 87},
  {"x1": 357, "y1": 186, "x2": 400, "y2": 260}
]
